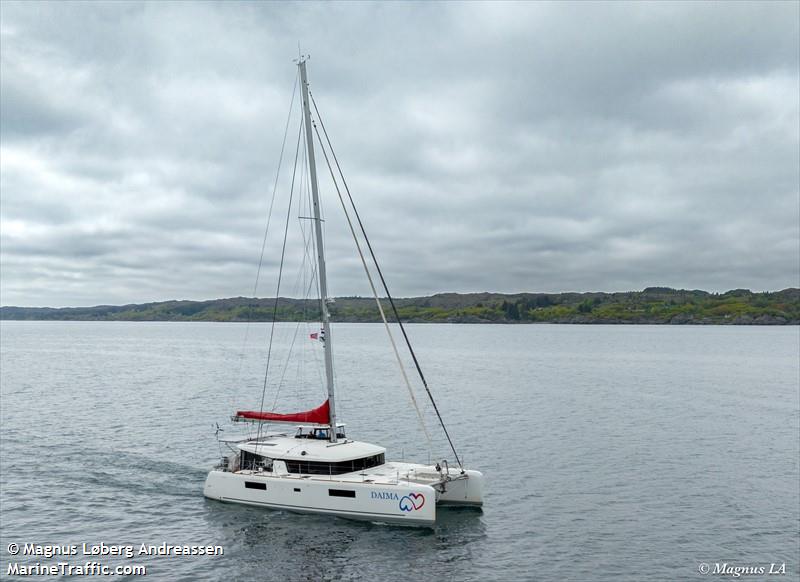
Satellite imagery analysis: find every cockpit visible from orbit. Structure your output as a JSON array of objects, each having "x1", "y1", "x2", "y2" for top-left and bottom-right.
[{"x1": 294, "y1": 424, "x2": 346, "y2": 440}]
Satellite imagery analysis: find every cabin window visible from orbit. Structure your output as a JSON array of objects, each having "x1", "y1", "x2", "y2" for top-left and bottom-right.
[
  {"x1": 240, "y1": 450, "x2": 273, "y2": 472},
  {"x1": 284, "y1": 453, "x2": 385, "y2": 476},
  {"x1": 244, "y1": 481, "x2": 266, "y2": 490},
  {"x1": 295, "y1": 426, "x2": 347, "y2": 440},
  {"x1": 328, "y1": 489, "x2": 356, "y2": 498}
]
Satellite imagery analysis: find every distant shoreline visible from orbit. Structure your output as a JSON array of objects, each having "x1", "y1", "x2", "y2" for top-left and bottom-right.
[{"x1": 2, "y1": 288, "x2": 798, "y2": 325}]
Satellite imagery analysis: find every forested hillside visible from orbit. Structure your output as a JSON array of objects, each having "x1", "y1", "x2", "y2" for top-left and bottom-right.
[{"x1": 2, "y1": 288, "x2": 798, "y2": 324}]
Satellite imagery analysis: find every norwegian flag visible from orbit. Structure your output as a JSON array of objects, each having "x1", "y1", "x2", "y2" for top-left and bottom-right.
[
  {"x1": 309, "y1": 332, "x2": 319, "y2": 340},
  {"x1": 309, "y1": 329, "x2": 325, "y2": 342}
]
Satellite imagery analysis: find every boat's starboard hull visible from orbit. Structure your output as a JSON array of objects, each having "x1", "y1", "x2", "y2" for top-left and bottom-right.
[{"x1": 204, "y1": 470, "x2": 438, "y2": 527}]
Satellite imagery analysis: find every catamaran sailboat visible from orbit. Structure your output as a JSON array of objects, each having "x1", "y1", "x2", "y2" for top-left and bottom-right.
[{"x1": 203, "y1": 57, "x2": 484, "y2": 527}]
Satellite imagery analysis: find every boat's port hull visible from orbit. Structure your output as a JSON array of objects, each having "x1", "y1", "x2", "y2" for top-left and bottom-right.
[{"x1": 204, "y1": 470, "x2": 437, "y2": 527}]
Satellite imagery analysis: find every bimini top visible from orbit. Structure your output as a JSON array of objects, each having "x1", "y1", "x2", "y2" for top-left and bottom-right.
[{"x1": 234, "y1": 399, "x2": 330, "y2": 425}]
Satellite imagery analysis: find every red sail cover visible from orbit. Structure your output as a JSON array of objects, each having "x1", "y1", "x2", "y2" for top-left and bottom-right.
[{"x1": 235, "y1": 399, "x2": 330, "y2": 424}]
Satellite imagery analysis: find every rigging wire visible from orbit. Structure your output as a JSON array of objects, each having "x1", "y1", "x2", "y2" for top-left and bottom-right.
[
  {"x1": 312, "y1": 122, "x2": 433, "y2": 449},
  {"x1": 264, "y1": 137, "x2": 321, "y2": 432},
  {"x1": 296, "y1": 119, "x2": 326, "y2": 393},
  {"x1": 253, "y1": 73, "x2": 299, "y2": 295},
  {"x1": 271, "y1": 142, "x2": 319, "y2": 406},
  {"x1": 272, "y1": 262, "x2": 321, "y2": 412},
  {"x1": 300, "y1": 112, "x2": 328, "y2": 398},
  {"x1": 254, "y1": 117, "x2": 304, "y2": 449},
  {"x1": 310, "y1": 92, "x2": 464, "y2": 469},
  {"x1": 230, "y1": 69, "x2": 299, "y2": 415}
]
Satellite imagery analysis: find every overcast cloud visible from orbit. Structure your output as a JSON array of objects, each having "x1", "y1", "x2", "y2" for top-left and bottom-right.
[{"x1": 1, "y1": 1, "x2": 798, "y2": 307}]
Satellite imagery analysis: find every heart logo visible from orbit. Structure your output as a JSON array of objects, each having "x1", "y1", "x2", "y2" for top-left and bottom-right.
[
  {"x1": 409, "y1": 492, "x2": 425, "y2": 510},
  {"x1": 399, "y1": 493, "x2": 425, "y2": 512}
]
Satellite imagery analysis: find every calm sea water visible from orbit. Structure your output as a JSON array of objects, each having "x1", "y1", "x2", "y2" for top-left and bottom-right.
[{"x1": 1, "y1": 322, "x2": 798, "y2": 581}]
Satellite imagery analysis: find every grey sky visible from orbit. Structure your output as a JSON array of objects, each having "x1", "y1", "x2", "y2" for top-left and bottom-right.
[{"x1": 1, "y1": 1, "x2": 798, "y2": 307}]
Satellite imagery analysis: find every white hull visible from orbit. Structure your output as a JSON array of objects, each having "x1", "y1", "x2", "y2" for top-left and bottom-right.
[{"x1": 204, "y1": 464, "x2": 483, "y2": 527}]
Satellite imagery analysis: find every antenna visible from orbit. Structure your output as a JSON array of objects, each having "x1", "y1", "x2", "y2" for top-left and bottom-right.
[{"x1": 294, "y1": 44, "x2": 310, "y2": 65}]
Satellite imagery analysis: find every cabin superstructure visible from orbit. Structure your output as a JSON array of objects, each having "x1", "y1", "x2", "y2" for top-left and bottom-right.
[
  {"x1": 208, "y1": 428, "x2": 482, "y2": 526},
  {"x1": 234, "y1": 434, "x2": 386, "y2": 476}
]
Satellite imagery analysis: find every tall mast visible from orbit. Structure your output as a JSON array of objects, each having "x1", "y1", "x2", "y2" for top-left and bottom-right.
[{"x1": 299, "y1": 58, "x2": 338, "y2": 442}]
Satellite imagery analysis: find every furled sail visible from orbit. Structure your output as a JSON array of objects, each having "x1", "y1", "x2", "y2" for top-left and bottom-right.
[{"x1": 234, "y1": 400, "x2": 330, "y2": 425}]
